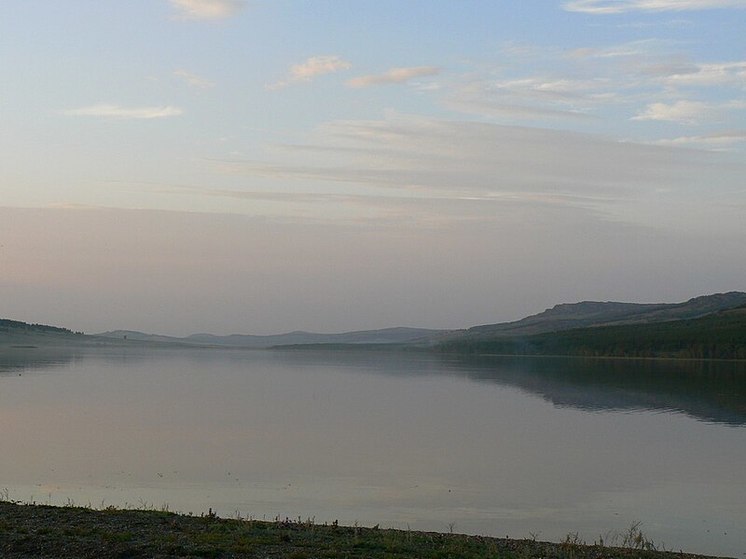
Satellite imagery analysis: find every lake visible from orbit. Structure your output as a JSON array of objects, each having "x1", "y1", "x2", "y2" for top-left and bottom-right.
[{"x1": 1, "y1": 346, "x2": 745, "y2": 557}]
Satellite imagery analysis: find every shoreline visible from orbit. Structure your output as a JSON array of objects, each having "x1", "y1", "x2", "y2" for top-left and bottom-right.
[{"x1": 0, "y1": 501, "x2": 734, "y2": 559}]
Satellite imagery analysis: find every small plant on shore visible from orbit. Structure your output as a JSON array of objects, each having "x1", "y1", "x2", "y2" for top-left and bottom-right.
[
  {"x1": 562, "y1": 531, "x2": 584, "y2": 545},
  {"x1": 560, "y1": 531, "x2": 585, "y2": 559},
  {"x1": 621, "y1": 521, "x2": 656, "y2": 551}
]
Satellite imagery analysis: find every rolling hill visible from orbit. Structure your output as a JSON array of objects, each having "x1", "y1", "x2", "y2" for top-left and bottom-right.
[
  {"x1": 435, "y1": 291, "x2": 746, "y2": 343},
  {"x1": 4, "y1": 291, "x2": 746, "y2": 358},
  {"x1": 437, "y1": 302, "x2": 746, "y2": 359},
  {"x1": 96, "y1": 326, "x2": 445, "y2": 349}
]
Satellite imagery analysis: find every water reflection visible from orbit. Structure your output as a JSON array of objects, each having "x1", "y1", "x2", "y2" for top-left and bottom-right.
[
  {"x1": 443, "y1": 355, "x2": 746, "y2": 427},
  {"x1": 4, "y1": 346, "x2": 744, "y2": 426},
  {"x1": 271, "y1": 349, "x2": 746, "y2": 426},
  {"x1": 0, "y1": 347, "x2": 77, "y2": 375},
  {"x1": 1, "y1": 346, "x2": 744, "y2": 556}
]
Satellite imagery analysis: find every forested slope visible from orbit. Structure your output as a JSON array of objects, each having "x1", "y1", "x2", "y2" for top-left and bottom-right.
[{"x1": 438, "y1": 306, "x2": 746, "y2": 359}]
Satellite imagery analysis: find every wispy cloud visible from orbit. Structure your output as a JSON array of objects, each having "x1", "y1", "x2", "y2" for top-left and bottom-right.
[
  {"x1": 564, "y1": 0, "x2": 746, "y2": 14},
  {"x1": 212, "y1": 114, "x2": 716, "y2": 205},
  {"x1": 200, "y1": 113, "x2": 746, "y2": 239},
  {"x1": 347, "y1": 66, "x2": 440, "y2": 88},
  {"x1": 169, "y1": 0, "x2": 245, "y2": 20},
  {"x1": 633, "y1": 100, "x2": 712, "y2": 123},
  {"x1": 172, "y1": 184, "x2": 611, "y2": 229},
  {"x1": 656, "y1": 129, "x2": 746, "y2": 147},
  {"x1": 632, "y1": 99, "x2": 746, "y2": 124},
  {"x1": 174, "y1": 69, "x2": 215, "y2": 89},
  {"x1": 438, "y1": 40, "x2": 669, "y2": 122},
  {"x1": 435, "y1": 40, "x2": 746, "y2": 140},
  {"x1": 63, "y1": 104, "x2": 183, "y2": 120},
  {"x1": 614, "y1": 18, "x2": 695, "y2": 28},
  {"x1": 444, "y1": 78, "x2": 599, "y2": 121},
  {"x1": 566, "y1": 38, "x2": 673, "y2": 59},
  {"x1": 639, "y1": 61, "x2": 701, "y2": 78},
  {"x1": 659, "y1": 61, "x2": 746, "y2": 87},
  {"x1": 267, "y1": 56, "x2": 351, "y2": 90}
]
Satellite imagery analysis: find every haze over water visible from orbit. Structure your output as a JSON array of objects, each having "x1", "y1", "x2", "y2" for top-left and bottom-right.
[{"x1": 2, "y1": 347, "x2": 745, "y2": 557}]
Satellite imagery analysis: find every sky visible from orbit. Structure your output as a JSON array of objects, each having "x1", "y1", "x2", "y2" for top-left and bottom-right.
[{"x1": 1, "y1": 0, "x2": 745, "y2": 336}]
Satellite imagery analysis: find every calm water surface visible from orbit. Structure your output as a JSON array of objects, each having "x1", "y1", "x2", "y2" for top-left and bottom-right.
[{"x1": 1, "y1": 347, "x2": 745, "y2": 557}]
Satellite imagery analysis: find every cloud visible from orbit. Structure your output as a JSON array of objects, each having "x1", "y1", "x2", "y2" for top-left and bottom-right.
[
  {"x1": 169, "y1": 0, "x2": 245, "y2": 20},
  {"x1": 444, "y1": 79, "x2": 599, "y2": 121},
  {"x1": 200, "y1": 114, "x2": 746, "y2": 244},
  {"x1": 566, "y1": 39, "x2": 673, "y2": 59},
  {"x1": 211, "y1": 114, "x2": 724, "y2": 210},
  {"x1": 174, "y1": 69, "x2": 215, "y2": 89},
  {"x1": 633, "y1": 100, "x2": 711, "y2": 123},
  {"x1": 347, "y1": 66, "x2": 440, "y2": 88},
  {"x1": 440, "y1": 40, "x2": 687, "y2": 123},
  {"x1": 614, "y1": 17, "x2": 695, "y2": 28},
  {"x1": 640, "y1": 61, "x2": 701, "y2": 77},
  {"x1": 63, "y1": 104, "x2": 183, "y2": 120},
  {"x1": 448, "y1": 40, "x2": 745, "y2": 132},
  {"x1": 659, "y1": 61, "x2": 746, "y2": 87},
  {"x1": 656, "y1": 130, "x2": 746, "y2": 147},
  {"x1": 632, "y1": 99, "x2": 746, "y2": 123},
  {"x1": 268, "y1": 56, "x2": 352, "y2": 90},
  {"x1": 564, "y1": 0, "x2": 746, "y2": 14}
]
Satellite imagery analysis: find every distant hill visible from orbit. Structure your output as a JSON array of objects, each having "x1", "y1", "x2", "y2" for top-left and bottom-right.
[
  {"x1": 97, "y1": 327, "x2": 445, "y2": 349},
  {"x1": 94, "y1": 330, "x2": 188, "y2": 345},
  {"x1": 0, "y1": 318, "x2": 88, "y2": 349},
  {"x1": 7, "y1": 291, "x2": 746, "y2": 358},
  {"x1": 0, "y1": 318, "x2": 76, "y2": 335},
  {"x1": 438, "y1": 303, "x2": 746, "y2": 359},
  {"x1": 436, "y1": 291, "x2": 746, "y2": 344}
]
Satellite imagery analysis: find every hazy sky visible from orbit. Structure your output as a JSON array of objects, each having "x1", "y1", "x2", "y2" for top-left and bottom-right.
[{"x1": 1, "y1": 1, "x2": 745, "y2": 335}]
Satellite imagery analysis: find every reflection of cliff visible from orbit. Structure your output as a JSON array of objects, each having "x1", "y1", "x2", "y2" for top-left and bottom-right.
[
  {"x1": 0, "y1": 348, "x2": 77, "y2": 375},
  {"x1": 444, "y1": 355, "x2": 746, "y2": 426}
]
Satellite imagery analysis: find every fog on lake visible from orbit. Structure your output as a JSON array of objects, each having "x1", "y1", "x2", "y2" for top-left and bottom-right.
[{"x1": 1, "y1": 347, "x2": 745, "y2": 557}]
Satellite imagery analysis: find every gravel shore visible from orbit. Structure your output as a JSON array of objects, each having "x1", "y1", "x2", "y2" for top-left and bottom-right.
[{"x1": 0, "y1": 501, "x2": 734, "y2": 559}]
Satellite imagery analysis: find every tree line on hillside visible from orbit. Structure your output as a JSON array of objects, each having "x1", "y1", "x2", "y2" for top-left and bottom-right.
[
  {"x1": 0, "y1": 318, "x2": 77, "y2": 335},
  {"x1": 438, "y1": 311, "x2": 746, "y2": 360}
]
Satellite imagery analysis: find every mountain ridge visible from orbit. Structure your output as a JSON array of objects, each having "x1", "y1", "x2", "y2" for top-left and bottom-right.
[
  {"x1": 96, "y1": 326, "x2": 446, "y2": 349},
  {"x1": 446, "y1": 291, "x2": 746, "y2": 342},
  {"x1": 437, "y1": 303, "x2": 746, "y2": 359},
  {"x1": 4, "y1": 291, "x2": 746, "y2": 353}
]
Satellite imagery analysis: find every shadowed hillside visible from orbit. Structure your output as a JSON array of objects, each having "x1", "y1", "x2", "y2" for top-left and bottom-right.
[
  {"x1": 437, "y1": 292, "x2": 746, "y2": 343},
  {"x1": 438, "y1": 304, "x2": 746, "y2": 359}
]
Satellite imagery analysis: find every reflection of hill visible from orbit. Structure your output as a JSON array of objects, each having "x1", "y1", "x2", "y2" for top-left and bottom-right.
[
  {"x1": 443, "y1": 355, "x2": 746, "y2": 426},
  {"x1": 3, "y1": 343, "x2": 745, "y2": 427},
  {"x1": 272, "y1": 348, "x2": 746, "y2": 425},
  {"x1": 275, "y1": 349, "x2": 746, "y2": 426},
  {"x1": 0, "y1": 347, "x2": 77, "y2": 375}
]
